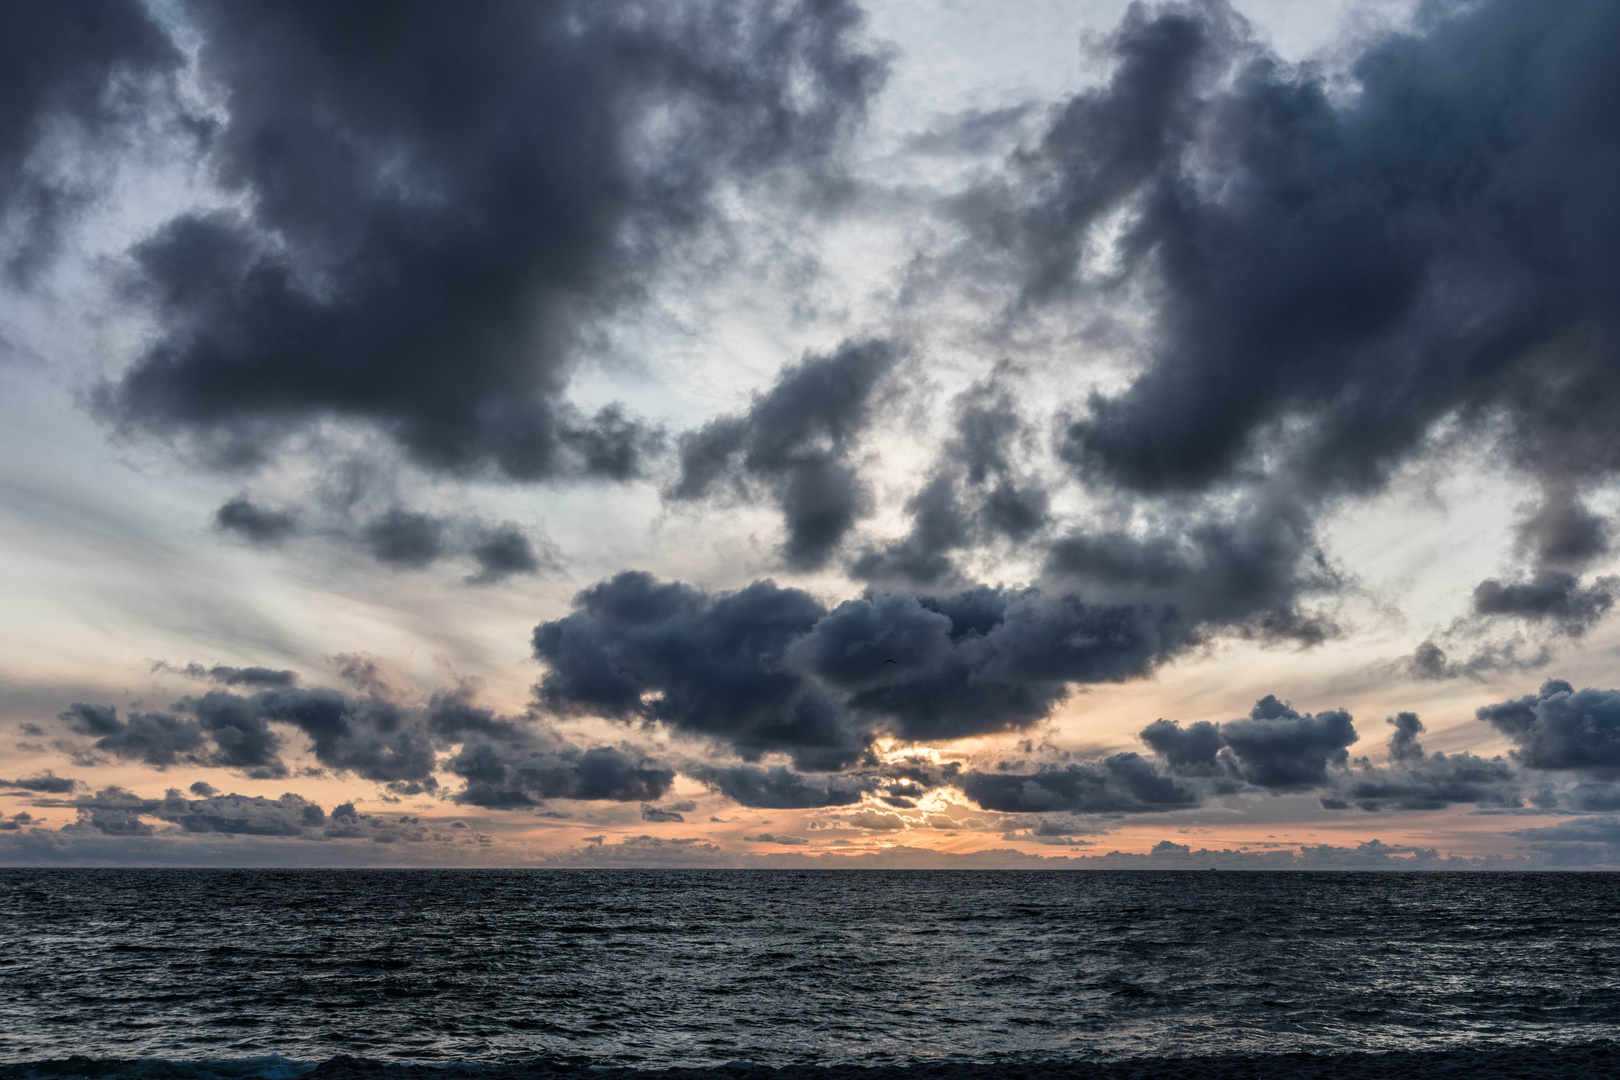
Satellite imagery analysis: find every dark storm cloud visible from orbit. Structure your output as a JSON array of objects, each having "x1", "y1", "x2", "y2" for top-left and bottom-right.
[
  {"x1": 1387, "y1": 712, "x2": 1424, "y2": 765},
  {"x1": 1478, "y1": 680, "x2": 1620, "y2": 775},
  {"x1": 958, "y1": 753, "x2": 1197, "y2": 813},
  {"x1": 0, "y1": 772, "x2": 79, "y2": 794},
  {"x1": 186, "y1": 691, "x2": 288, "y2": 778},
  {"x1": 1472, "y1": 572, "x2": 1617, "y2": 637},
  {"x1": 1140, "y1": 695, "x2": 1358, "y2": 790},
  {"x1": 253, "y1": 688, "x2": 437, "y2": 784},
  {"x1": 401, "y1": 515, "x2": 558, "y2": 585},
  {"x1": 59, "y1": 701, "x2": 208, "y2": 769},
  {"x1": 671, "y1": 339, "x2": 899, "y2": 569},
  {"x1": 1217, "y1": 696, "x2": 1358, "y2": 790},
  {"x1": 533, "y1": 572, "x2": 1191, "y2": 765},
  {"x1": 532, "y1": 572, "x2": 857, "y2": 768},
  {"x1": 214, "y1": 496, "x2": 298, "y2": 545},
  {"x1": 1508, "y1": 815, "x2": 1620, "y2": 866},
  {"x1": 448, "y1": 739, "x2": 673, "y2": 808},
  {"x1": 1138, "y1": 718, "x2": 1223, "y2": 777},
  {"x1": 425, "y1": 684, "x2": 674, "y2": 807},
  {"x1": 687, "y1": 764, "x2": 869, "y2": 808},
  {"x1": 100, "y1": 0, "x2": 886, "y2": 479},
  {"x1": 975, "y1": 0, "x2": 1620, "y2": 497},
  {"x1": 0, "y1": 0, "x2": 180, "y2": 283},
  {"x1": 853, "y1": 363, "x2": 1049, "y2": 587},
  {"x1": 1046, "y1": 497, "x2": 1341, "y2": 646},
  {"x1": 947, "y1": 0, "x2": 1620, "y2": 646}
]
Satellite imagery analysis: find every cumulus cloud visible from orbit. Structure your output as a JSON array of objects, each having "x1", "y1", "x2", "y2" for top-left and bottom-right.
[
  {"x1": 1478, "y1": 680, "x2": 1620, "y2": 775},
  {"x1": 97, "y1": 0, "x2": 885, "y2": 479},
  {"x1": 1141, "y1": 695, "x2": 1358, "y2": 791},
  {"x1": 532, "y1": 572, "x2": 1192, "y2": 767}
]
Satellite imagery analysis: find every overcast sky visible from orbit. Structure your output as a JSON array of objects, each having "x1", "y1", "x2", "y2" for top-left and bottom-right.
[{"x1": 4, "y1": 0, "x2": 1620, "y2": 868}]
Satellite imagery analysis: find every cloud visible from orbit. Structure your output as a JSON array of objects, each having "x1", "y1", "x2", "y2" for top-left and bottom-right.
[
  {"x1": 56, "y1": 785, "x2": 467, "y2": 845},
  {"x1": 1140, "y1": 694, "x2": 1358, "y2": 791},
  {"x1": 532, "y1": 572, "x2": 1192, "y2": 766},
  {"x1": 1216, "y1": 696, "x2": 1358, "y2": 791},
  {"x1": 1516, "y1": 488, "x2": 1611, "y2": 571},
  {"x1": 938, "y1": 0, "x2": 1620, "y2": 647},
  {"x1": 973, "y1": 0, "x2": 1620, "y2": 498},
  {"x1": 216, "y1": 496, "x2": 558, "y2": 582},
  {"x1": 428, "y1": 686, "x2": 674, "y2": 807},
  {"x1": 1472, "y1": 572, "x2": 1617, "y2": 637},
  {"x1": 98, "y1": 0, "x2": 886, "y2": 479},
  {"x1": 1478, "y1": 680, "x2": 1620, "y2": 775},
  {"x1": 466, "y1": 524, "x2": 553, "y2": 586},
  {"x1": 363, "y1": 508, "x2": 448, "y2": 569},
  {"x1": 214, "y1": 496, "x2": 299, "y2": 545},
  {"x1": 154, "y1": 661, "x2": 300, "y2": 688},
  {"x1": 57, "y1": 678, "x2": 678, "y2": 809},
  {"x1": 0, "y1": 0, "x2": 180, "y2": 283},
  {"x1": 0, "y1": 772, "x2": 79, "y2": 794},
  {"x1": 852, "y1": 362, "x2": 1048, "y2": 587},
  {"x1": 688, "y1": 765, "x2": 869, "y2": 809},
  {"x1": 1045, "y1": 497, "x2": 1341, "y2": 646},
  {"x1": 58, "y1": 701, "x2": 208, "y2": 769},
  {"x1": 958, "y1": 753, "x2": 1198, "y2": 813},
  {"x1": 1326, "y1": 713, "x2": 1519, "y2": 812},
  {"x1": 155, "y1": 789, "x2": 324, "y2": 837},
  {"x1": 670, "y1": 339, "x2": 899, "y2": 569},
  {"x1": 1402, "y1": 637, "x2": 1555, "y2": 683}
]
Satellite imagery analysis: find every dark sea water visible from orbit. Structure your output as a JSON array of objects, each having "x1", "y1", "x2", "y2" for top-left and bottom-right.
[{"x1": 1, "y1": 870, "x2": 1617, "y2": 1074}]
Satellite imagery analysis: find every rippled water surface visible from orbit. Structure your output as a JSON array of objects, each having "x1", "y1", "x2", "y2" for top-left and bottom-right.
[{"x1": 2, "y1": 869, "x2": 1618, "y2": 1067}]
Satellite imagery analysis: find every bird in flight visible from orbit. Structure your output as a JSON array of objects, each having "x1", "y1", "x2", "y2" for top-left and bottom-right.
[{"x1": 884, "y1": 659, "x2": 897, "y2": 666}]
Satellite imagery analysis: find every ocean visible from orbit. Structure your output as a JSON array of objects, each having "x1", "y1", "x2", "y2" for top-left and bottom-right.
[{"x1": 1, "y1": 870, "x2": 1617, "y2": 1076}]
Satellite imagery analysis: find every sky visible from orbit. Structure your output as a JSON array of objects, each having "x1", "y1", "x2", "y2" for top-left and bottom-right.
[{"x1": 3, "y1": 0, "x2": 1620, "y2": 868}]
